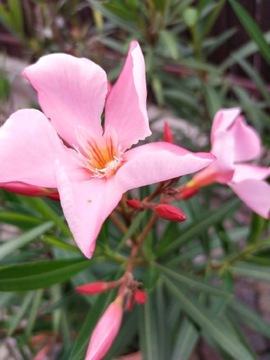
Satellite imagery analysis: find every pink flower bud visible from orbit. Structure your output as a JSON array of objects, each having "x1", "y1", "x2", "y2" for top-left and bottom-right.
[
  {"x1": 126, "y1": 199, "x2": 143, "y2": 210},
  {"x1": 76, "y1": 281, "x2": 117, "y2": 295},
  {"x1": 163, "y1": 121, "x2": 174, "y2": 143},
  {"x1": 85, "y1": 297, "x2": 123, "y2": 360},
  {"x1": 134, "y1": 290, "x2": 147, "y2": 304},
  {"x1": 154, "y1": 204, "x2": 186, "y2": 222}
]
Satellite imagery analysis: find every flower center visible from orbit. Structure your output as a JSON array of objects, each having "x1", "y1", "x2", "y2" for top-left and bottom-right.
[{"x1": 76, "y1": 128, "x2": 124, "y2": 178}]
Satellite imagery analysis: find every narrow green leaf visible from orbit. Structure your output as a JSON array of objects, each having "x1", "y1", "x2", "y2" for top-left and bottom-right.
[
  {"x1": 164, "y1": 277, "x2": 254, "y2": 360},
  {"x1": 221, "y1": 31, "x2": 270, "y2": 70},
  {"x1": 8, "y1": 292, "x2": 34, "y2": 335},
  {"x1": 229, "y1": 0, "x2": 270, "y2": 63},
  {"x1": 143, "y1": 265, "x2": 161, "y2": 290},
  {"x1": 234, "y1": 56, "x2": 270, "y2": 106},
  {"x1": 201, "y1": 0, "x2": 225, "y2": 39},
  {"x1": 158, "y1": 265, "x2": 231, "y2": 298},
  {"x1": 42, "y1": 235, "x2": 80, "y2": 253},
  {"x1": 139, "y1": 291, "x2": 160, "y2": 360},
  {"x1": 0, "y1": 211, "x2": 42, "y2": 229},
  {"x1": 153, "y1": 0, "x2": 167, "y2": 13},
  {"x1": 178, "y1": 58, "x2": 221, "y2": 73},
  {"x1": 172, "y1": 318, "x2": 199, "y2": 360},
  {"x1": 23, "y1": 197, "x2": 71, "y2": 237},
  {"x1": 0, "y1": 221, "x2": 54, "y2": 261},
  {"x1": 0, "y1": 5, "x2": 13, "y2": 34},
  {"x1": 8, "y1": 0, "x2": 24, "y2": 36},
  {"x1": 231, "y1": 262, "x2": 270, "y2": 282},
  {"x1": 229, "y1": 299, "x2": 270, "y2": 339},
  {"x1": 152, "y1": 74, "x2": 164, "y2": 106},
  {"x1": 203, "y1": 83, "x2": 222, "y2": 118},
  {"x1": 25, "y1": 289, "x2": 44, "y2": 337},
  {"x1": 0, "y1": 258, "x2": 91, "y2": 291},
  {"x1": 89, "y1": 0, "x2": 139, "y2": 33},
  {"x1": 159, "y1": 30, "x2": 180, "y2": 60},
  {"x1": 248, "y1": 213, "x2": 269, "y2": 244}
]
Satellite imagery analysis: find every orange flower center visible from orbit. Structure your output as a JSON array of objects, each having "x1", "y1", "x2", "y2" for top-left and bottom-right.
[{"x1": 77, "y1": 129, "x2": 123, "y2": 178}]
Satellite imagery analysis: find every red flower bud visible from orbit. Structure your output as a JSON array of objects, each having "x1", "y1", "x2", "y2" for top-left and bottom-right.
[
  {"x1": 164, "y1": 121, "x2": 174, "y2": 143},
  {"x1": 126, "y1": 199, "x2": 143, "y2": 210},
  {"x1": 134, "y1": 290, "x2": 147, "y2": 304},
  {"x1": 76, "y1": 281, "x2": 117, "y2": 295},
  {"x1": 1, "y1": 181, "x2": 59, "y2": 199},
  {"x1": 154, "y1": 204, "x2": 186, "y2": 222}
]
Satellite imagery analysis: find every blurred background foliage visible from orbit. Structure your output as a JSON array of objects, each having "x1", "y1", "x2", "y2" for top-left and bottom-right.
[{"x1": 0, "y1": 1, "x2": 270, "y2": 359}]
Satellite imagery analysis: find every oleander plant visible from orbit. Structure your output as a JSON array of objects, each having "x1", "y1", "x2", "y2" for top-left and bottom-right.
[{"x1": 0, "y1": 1, "x2": 270, "y2": 359}]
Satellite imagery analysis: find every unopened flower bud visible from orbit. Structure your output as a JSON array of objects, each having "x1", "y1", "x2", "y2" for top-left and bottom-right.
[
  {"x1": 85, "y1": 296, "x2": 123, "y2": 360},
  {"x1": 154, "y1": 204, "x2": 186, "y2": 222},
  {"x1": 76, "y1": 281, "x2": 117, "y2": 295},
  {"x1": 134, "y1": 290, "x2": 147, "y2": 304},
  {"x1": 164, "y1": 121, "x2": 174, "y2": 143},
  {"x1": 126, "y1": 199, "x2": 143, "y2": 210},
  {"x1": 1, "y1": 181, "x2": 59, "y2": 200}
]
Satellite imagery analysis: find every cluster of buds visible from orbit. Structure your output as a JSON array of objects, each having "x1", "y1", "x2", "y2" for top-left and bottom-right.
[{"x1": 76, "y1": 275, "x2": 147, "y2": 360}]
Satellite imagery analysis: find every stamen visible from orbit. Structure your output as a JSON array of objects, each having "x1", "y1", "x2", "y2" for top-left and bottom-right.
[{"x1": 75, "y1": 128, "x2": 124, "y2": 178}]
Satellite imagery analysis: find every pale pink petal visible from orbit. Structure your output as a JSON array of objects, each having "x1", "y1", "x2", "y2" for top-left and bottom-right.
[
  {"x1": 210, "y1": 130, "x2": 235, "y2": 183},
  {"x1": 230, "y1": 116, "x2": 261, "y2": 162},
  {"x1": 115, "y1": 142, "x2": 215, "y2": 192},
  {"x1": 55, "y1": 163, "x2": 122, "y2": 258},
  {"x1": 85, "y1": 298, "x2": 123, "y2": 360},
  {"x1": 211, "y1": 108, "x2": 241, "y2": 142},
  {"x1": 230, "y1": 179, "x2": 270, "y2": 218},
  {"x1": 0, "y1": 109, "x2": 70, "y2": 188},
  {"x1": 104, "y1": 41, "x2": 151, "y2": 150},
  {"x1": 23, "y1": 54, "x2": 107, "y2": 146},
  {"x1": 232, "y1": 164, "x2": 270, "y2": 183}
]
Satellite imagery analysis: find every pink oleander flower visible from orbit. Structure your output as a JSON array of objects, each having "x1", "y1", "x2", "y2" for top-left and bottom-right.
[
  {"x1": 0, "y1": 41, "x2": 214, "y2": 257},
  {"x1": 85, "y1": 296, "x2": 123, "y2": 360},
  {"x1": 187, "y1": 108, "x2": 270, "y2": 218}
]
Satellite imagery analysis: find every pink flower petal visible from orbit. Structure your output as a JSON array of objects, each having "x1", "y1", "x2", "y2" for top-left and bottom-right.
[
  {"x1": 230, "y1": 116, "x2": 261, "y2": 162},
  {"x1": 232, "y1": 164, "x2": 270, "y2": 183},
  {"x1": 105, "y1": 41, "x2": 151, "y2": 150},
  {"x1": 23, "y1": 54, "x2": 108, "y2": 146},
  {"x1": 115, "y1": 142, "x2": 215, "y2": 192},
  {"x1": 230, "y1": 179, "x2": 270, "y2": 219},
  {"x1": 0, "y1": 109, "x2": 69, "y2": 187},
  {"x1": 210, "y1": 130, "x2": 235, "y2": 183},
  {"x1": 55, "y1": 163, "x2": 122, "y2": 258},
  {"x1": 211, "y1": 108, "x2": 241, "y2": 142}
]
